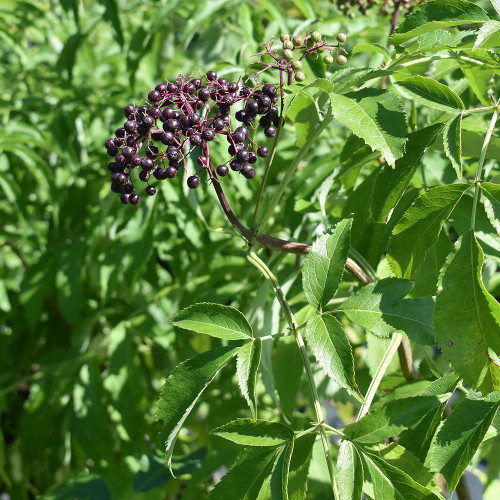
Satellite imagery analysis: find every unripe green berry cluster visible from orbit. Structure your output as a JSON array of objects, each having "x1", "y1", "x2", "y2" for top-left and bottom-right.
[{"x1": 277, "y1": 30, "x2": 348, "y2": 82}]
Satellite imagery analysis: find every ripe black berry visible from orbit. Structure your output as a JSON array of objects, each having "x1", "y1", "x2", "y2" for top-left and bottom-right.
[
  {"x1": 236, "y1": 149, "x2": 249, "y2": 161},
  {"x1": 242, "y1": 115, "x2": 255, "y2": 126},
  {"x1": 156, "y1": 83, "x2": 168, "y2": 93},
  {"x1": 154, "y1": 168, "x2": 168, "y2": 180},
  {"x1": 228, "y1": 82, "x2": 239, "y2": 93},
  {"x1": 206, "y1": 71, "x2": 217, "y2": 81},
  {"x1": 148, "y1": 90, "x2": 160, "y2": 102},
  {"x1": 188, "y1": 113, "x2": 200, "y2": 125},
  {"x1": 248, "y1": 151, "x2": 258, "y2": 164},
  {"x1": 218, "y1": 78, "x2": 228, "y2": 88},
  {"x1": 187, "y1": 176, "x2": 200, "y2": 188},
  {"x1": 257, "y1": 146, "x2": 269, "y2": 157},
  {"x1": 129, "y1": 193, "x2": 140, "y2": 204},
  {"x1": 107, "y1": 145, "x2": 119, "y2": 157},
  {"x1": 258, "y1": 95, "x2": 271, "y2": 108},
  {"x1": 202, "y1": 128, "x2": 215, "y2": 141},
  {"x1": 141, "y1": 158, "x2": 154, "y2": 170},
  {"x1": 115, "y1": 128, "x2": 126, "y2": 138},
  {"x1": 149, "y1": 107, "x2": 162, "y2": 118},
  {"x1": 213, "y1": 118, "x2": 225, "y2": 130},
  {"x1": 122, "y1": 146, "x2": 135, "y2": 158},
  {"x1": 146, "y1": 185, "x2": 156, "y2": 196},
  {"x1": 111, "y1": 183, "x2": 122, "y2": 193},
  {"x1": 123, "y1": 184, "x2": 134, "y2": 194},
  {"x1": 216, "y1": 164, "x2": 229, "y2": 176},
  {"x1": 198, "y1": 88, "x2": 211, "y2": 101},
  {"x1": 235, "y1": 126, "x2": 249, "y2": 138},
  {"x1": 143, "y1": 115, "x2": 154, "y2": 127},
  {"x1": 262, "y1": 84, "x2": 277, "y2": 97},
  {"x1": 120, "y1": 194, "x2": 129, "y2": 204},
  {"x1": 230, "y1": 160, "x2": 242, "y2": 171},
  {"x1": 161, "y1": 132, "x2": 175, "y2": 145},
  {"x1": 166, "y1": 166, "x2": 177, "y2": 178},
  {"x1": 264, "y1": 126, "x2": 276, "y2": 137},
  {"x1": 190, "y1": 134, "x2": 203, "y2": 147},
  {"x1": 245, "y1": 101, "x2": 259, "y2": 116},
  {"x1": 124, "y1": 105, "x2": 135, "y2": 117},
  {"x1": 124, "y1": 120, "x2": 138, "y2": 133},
  {"x1": 167, "y1": 147, "x2": 181, "y2": 161},
  {"x1": 241, "y1": 163, "x2": 256, "y2": 179},
  {"x1": 139, "y1": 170, "x2": 150, "y2": 182}
]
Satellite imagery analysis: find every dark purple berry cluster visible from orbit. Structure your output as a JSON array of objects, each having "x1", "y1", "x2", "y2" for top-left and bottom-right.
[{"x1": 105, "y1": 72, "x2": 279, "y2": 205}]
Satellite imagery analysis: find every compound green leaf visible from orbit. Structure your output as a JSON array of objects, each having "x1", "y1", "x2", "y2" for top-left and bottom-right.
[
  {"x1": 377, "y1": 443, "x2": 443, "y2": 495},
  {"x1": 371, "y1": 124, "x2": 444, "y2": 222},
  {"x1": 443, "y1": 113, "x2": 463, "y2": 179},
  {"x1": 481, "y1": 182, "x2": 500, "y2": 235},
  {"x1": 398, "y1": 373, "x2": 460, "y2": 460},
  {"x1": 390, "y1": 0, "x2": 490, "y2": 45},
  {"x1": 428, "y1": 391, "x2": 500, "y2": 491},
  {"x1": 434, "y1": 230, "x2": 500, "y2": 394},
  {"x1": 302, "y1": 218, "x2": 352, "y2": 310},
  {"x1": 270, "y1": 439, "x2": 294, "y2": 499},
  {"x1": 352, "y1": 43, "x2": 390, "y2": 58},
  {"x1": 344, "y1": 394, "x2": 448, "y2": 444},
  {"x1": 396, "y1": 76, "x2": 464, "y2": 113},
  {"x1": 387, "y1": 184, "x2": 470, "y2": 279},
  {"x1": 208, "y1": 447, "x2": 278, "y2": 500},
  {"x1": 304, "y1": 314, "x2": 359, "y2": 395},
  {"x1": 155, "y1": 346, "x2": 240, "y2": 471},
  {"x1": 360, "y1": 447, "x2": 445, "y2": 500},
  {"x1": 330, "y1": 89, "x2": 407, "y2": 166},
  {"x1": 337, "y1": 440, "x2": 363, "y2": 500},
  {"x1": 493, "y1": 0, "x2": 500, "y2": 16},
  {"x1": 338, "y1": 278, "x2": 435, "y2": 345},
  {"x1": 211, "y1": 419, "x2": 294, "y2": 447},
  {"x1": 172, "y1": 303, "x2": 253, "y2": 340},
  {"x1": 237, "y1": 339, "x2": 262, "y2": 420},
  {"x1": 473, "y1": 20, "x2": 500, "y2": 50}
]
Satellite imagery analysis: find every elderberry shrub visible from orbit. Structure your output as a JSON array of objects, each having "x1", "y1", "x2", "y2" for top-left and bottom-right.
[{"x1": 105, "y1": 72, "x2": 281, "y2": 205}]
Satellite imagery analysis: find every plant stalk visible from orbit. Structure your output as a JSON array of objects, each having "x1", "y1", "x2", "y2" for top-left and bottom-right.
[
  {"x1": 357, "y1": 333, "x2": 403, "y2": 420},
  {"x1": 471, "y1": 98, "x2": 499, "y2": 230},
  {"x1": 247, "y1": 247, "x2": 340, "y2": 500}
]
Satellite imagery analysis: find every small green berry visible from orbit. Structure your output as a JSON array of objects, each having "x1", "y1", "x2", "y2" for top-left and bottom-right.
[
  {"x1": 292, "y1": 35, "x2": 303, "y2": 46},
  {"x1": 337, "y1": 33, "x2": 347, "y2": 43},
  {"x1": 295, "y1": 71, "x2": 306, "y2": 82},
  {"x1": 336, "y1": 54, "x2": 347, "y2": 65},
  {"x1": 291, "y1": 60, "x2": 302, "y2": 70},
  {"x1": 283, "y1": 39, "x2": 294, "y2": 50},
  {"x1": 324, "y1": 54, "x2": 334, "y2": 64},
  {"x1": 308, "y1": 51, "x2": 319, "y2": 61},
  {"x1": 280, "y1": 33, "x2": 290, "y2": 42},
  {"x1": 283, "y1": 49, "x2": 294, "y2": 61},
  {"x1": 311, "y1": 31, "x2": 322, "y2": 42}
]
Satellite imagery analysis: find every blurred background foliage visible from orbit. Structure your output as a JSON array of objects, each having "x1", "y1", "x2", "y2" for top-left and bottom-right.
[{"x1": 1, "y1": 0, "x2": 499, "y2": 499}]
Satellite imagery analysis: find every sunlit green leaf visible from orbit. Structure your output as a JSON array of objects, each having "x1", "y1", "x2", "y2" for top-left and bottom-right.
[
  {"x1": 237, "y1": 339, "x2": 262, "y2": 419},
  {"x1": 434, "y1": 230, "x2": 500, "y2": 394}
]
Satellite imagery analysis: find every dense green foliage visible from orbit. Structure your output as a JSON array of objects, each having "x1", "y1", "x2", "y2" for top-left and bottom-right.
[{"x1": 1, "y1": 0, "x2": 500, "y2": 499}]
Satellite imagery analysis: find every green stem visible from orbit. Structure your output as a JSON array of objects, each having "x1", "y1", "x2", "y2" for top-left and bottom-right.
[
  {"x1": 357, "y1": 333, "x2": 403, "y2": 421},
  {"x1": 349, "y1": 247, "x2": 378, "y2": 282},
  {"x1": 247, "y1": 247, "x2": 340, "y2": 500},
  {"x1": 389, "y1": 53, "x2": 489, "y2": 71},
  {"x1": 471, "y1": 99, "x2": 499, "y2": 230}
]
